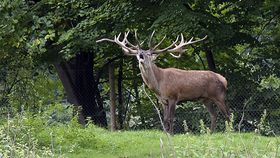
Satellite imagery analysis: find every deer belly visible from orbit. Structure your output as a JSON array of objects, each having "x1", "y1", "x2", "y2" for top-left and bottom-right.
[{"x1": 176, "y1": 85, "x2": 207, "y2": 101}]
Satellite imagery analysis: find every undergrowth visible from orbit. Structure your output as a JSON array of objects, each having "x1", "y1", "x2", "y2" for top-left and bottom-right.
[{"x1": 0, "y1": 104, "x2": 279, "y2": 158}]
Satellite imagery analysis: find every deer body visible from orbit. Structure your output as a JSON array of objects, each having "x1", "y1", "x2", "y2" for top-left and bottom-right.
[
  {"x1": 151, "y1": 69, "x2": 226, "y2": 101},
  {"x1": 139, "y1": 61, "x2": 229, "y2": 133},
  {"x1": 97, "y1": 31, "x2": 230, "y2": 134}
]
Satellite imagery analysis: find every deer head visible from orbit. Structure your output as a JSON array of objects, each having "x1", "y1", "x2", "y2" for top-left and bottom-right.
[{"x1": 96, "y1": 31, "x2": 207, "y2": 68}]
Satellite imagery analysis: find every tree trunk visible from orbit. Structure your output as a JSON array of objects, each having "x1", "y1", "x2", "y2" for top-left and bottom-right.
[
  {"x1": 54, "y1": 52, "x2": 107, "y2": 127},
  {"x1": 109, "y1": 62, "x2": 117, "y2": 131},
  {"x1": 93, "y1": 79, "x2": 107, "y2": 126},
  {"x1": 205, "y1": 49, "x2": 216, "y2": 72},
  {"x1": 117, "y1": 58, "x2": 124, "y2": 129}
]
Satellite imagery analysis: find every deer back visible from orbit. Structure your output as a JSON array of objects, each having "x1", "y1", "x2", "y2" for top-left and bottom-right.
[{"x1": 158, "y1": 68, "x2": 226, "y2": 102}]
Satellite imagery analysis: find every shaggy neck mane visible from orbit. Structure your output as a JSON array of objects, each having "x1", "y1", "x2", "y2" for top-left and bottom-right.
[{"x1": 139, "y1": 62, "x2": 161, "y2": 95}]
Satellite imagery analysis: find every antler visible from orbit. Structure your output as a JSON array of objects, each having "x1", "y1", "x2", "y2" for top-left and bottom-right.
[
  {"x1": 96, "y1": 31, "x2": 138, "y2": 56},
  {"x1": 167, "y1": 34, "x2": 207, "y2": 58},
  {"x1": 151, "y1": 33, "x2": 207, "y2": 58},
  {"x1": 97, "y1": 31, "x2": 207, "y2": 58},
  {"x1": 148, "y1": 30, "x2": 155, "y2": 49},
  {"x1": 153, "y1": 36, "x2": 180, "y2": 53}
]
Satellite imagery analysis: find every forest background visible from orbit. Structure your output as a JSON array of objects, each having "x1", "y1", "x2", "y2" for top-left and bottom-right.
[{"x1": 0, "y1": 0, "x2": 280, "y2": 144}]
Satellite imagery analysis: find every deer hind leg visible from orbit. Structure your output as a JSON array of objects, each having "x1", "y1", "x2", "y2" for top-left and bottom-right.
[
  {"x1": 213, "y1": 98, "x2": 230, "y2": 122},
  {"x1": 203, "y1": 100, "x2": 217, "y2": 132}
]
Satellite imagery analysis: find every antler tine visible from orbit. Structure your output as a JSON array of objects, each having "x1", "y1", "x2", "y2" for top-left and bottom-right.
[
  {"x1": 96, "y1": 32, "x2": 138, "y2": 55},
  {"x1": 187, "y1": 37, "x2": 194, "y2": 43},
  {"x1": 116, "y1": 33, "x2": 122, "y2": 41},
  {"x1": 117, "y1": 33, "x2": 138, "y2": 54},
  {"x1": 169, "y1": 50, "x2": 186, "y2": 58},
  {"x1": 180, "y1": 33, "x2": 184, "y2": 44},
  {"x1": 134, "y1": 30, "x2": 141, "y2": 46},
  {"x1": 187, "y1": 35, "x2": 207, "y2": 45},
  {"x1": 124, "y1": 31, "x2": 139, "y2": 49},
  {"x1": 140, "y1": 39, "x2": 146, "y2": 46},
  {"x1": 152, "y1": 35, "x2": 166, "y2": 50},
  {"x1": 124, "y1": 31, "x2": 129, "y2": 39},
  {"x1": 148, "y1": 30, "x2": 155, "y2": 49},
  {"x1": 153, "y1": 35, "x2": 179, "y2": 53},
  {"x1": 167, "y1": 35, "x2": 207, "y2": 54},
  {"x1": 96, "y1": 38, "x2": 115, "y2": 43}
]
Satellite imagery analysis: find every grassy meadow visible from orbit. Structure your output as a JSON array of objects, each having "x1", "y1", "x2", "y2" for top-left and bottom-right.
[
  {"x1": 66, "y1": 129, "x2": 280, "y2": 158},
  {"x1": 0, "y1": 108, "x2": 279, "y2": 158}
]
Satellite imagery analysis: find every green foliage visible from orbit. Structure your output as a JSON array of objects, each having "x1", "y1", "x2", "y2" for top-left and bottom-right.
[
  {"x1": 1, "y1": 106, "x2": 280, "y2": 158},
  {"x1": 256, "y1": 110, "x2": 274, "y2": 136},
  {"x1": 0, "y1": 0, "x2": 29, "y2": 54},
  {"x1": 225, "y1": 113, "x2": 234, "y2": 133},
  {"x1": 1, "y1": 0, "x2": 280, "y2": 136},
  {"x1": 0, "y1": 103, "x2": 99, "y2": 157},
  {"x1": 182, "y1": 120, "x2": 190, "y2": 134},
  {"x1": 199, "y1": 119, "x2": 210, "y2": 134},
  {"x1": 260, "y1": 75, "x2": 280, "y2": 91},
  {"x1": 0, "y1": 114, "x2": 54, "y2": 157},
  {"x1": 0, "y1": 63, "x2": 63, "y2": 112}
]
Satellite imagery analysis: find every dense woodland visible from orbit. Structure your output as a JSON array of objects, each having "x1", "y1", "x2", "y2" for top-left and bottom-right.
[{"x1": 0, "y1": 0, "x2": 280, "y2": 133}]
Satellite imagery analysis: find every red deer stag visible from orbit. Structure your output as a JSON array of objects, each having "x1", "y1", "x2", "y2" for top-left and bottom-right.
[{"x1": 96, "y1": 31, "x2": 230, "y2": 134}]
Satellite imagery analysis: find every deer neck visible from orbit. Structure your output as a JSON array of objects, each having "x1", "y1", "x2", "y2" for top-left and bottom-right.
[{"x1": 139, "y1": 62, "x2": 161, "y2": 94}]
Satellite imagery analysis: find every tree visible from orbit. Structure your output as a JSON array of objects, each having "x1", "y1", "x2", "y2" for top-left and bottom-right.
[{"x1": 109, "y1": 62, "x2": 116, "y2": 131}]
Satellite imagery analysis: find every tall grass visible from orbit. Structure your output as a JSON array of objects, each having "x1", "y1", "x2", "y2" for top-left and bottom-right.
[{"x1": 0, "y1": 104, "x2": 279, "y2": 158}]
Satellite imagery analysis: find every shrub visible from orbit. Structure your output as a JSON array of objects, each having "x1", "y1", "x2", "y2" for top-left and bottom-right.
[{"x1": 0, "y1": 114, "x2": 54, "y2": 158}]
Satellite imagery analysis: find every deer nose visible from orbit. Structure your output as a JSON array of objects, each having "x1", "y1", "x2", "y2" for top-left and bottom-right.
[{"x1": 139, "y1": 54, "x2": 144, "y2": 59}]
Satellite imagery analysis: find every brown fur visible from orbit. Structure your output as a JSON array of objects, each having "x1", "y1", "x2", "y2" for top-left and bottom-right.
[{"x1": 140, "y1": 61, "x2": 230, "y2": 134}]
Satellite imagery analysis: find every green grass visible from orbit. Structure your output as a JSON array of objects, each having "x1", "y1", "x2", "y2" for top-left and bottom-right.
[
  {"x1": 1, "y1": 109, "x2": 280, "y2": 158},
  {"x1": 33, "y1": 122, "x2": 278, "y2": 158},
  {"x1": 60, "y1": 128, "x2": 280, "y2": 158}
]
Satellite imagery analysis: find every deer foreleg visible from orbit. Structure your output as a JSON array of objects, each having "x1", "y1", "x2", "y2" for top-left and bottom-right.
[
  {"x1": 168, "y1": 100, "x2": 176, "y2": 134},
  {"x1": 163, "y1": 105, "x2": 170, "y2": 132},
  {"x1": 204, "y1": 100, "x2": 217, "y2": 132},
  {"x1": 160, "y1": 98, "x2": 177, "y2": 134},
  {"x1": 162, "y1": 99, "x2": 177, "y2": 134}
]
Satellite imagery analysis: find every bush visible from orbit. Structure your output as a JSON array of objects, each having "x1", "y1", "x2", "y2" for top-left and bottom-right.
[
  {"x1": 0, "y1": 103, "x2": 99, "y2": 157},
  {"x1": 0, "y1": 114, "x2": 53, "y2": 157}
]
